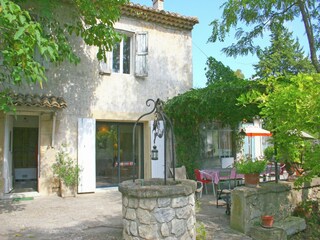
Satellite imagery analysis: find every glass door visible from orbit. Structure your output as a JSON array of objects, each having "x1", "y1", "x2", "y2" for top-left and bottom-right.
[{"x1": 96, "y1": 122, "x2": 143, "y2": 187}]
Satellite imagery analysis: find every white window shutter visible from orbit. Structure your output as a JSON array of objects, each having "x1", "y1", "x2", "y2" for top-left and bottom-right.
[
  {"x1": 135, "y1": 32, "x2": 148, "y2": 77},
  {"x1": 78, "y1": 118, "x2": 96, "y2": 193},
  {"x1": 99, "y1": 51, "x2": 112, "y2": 75}
]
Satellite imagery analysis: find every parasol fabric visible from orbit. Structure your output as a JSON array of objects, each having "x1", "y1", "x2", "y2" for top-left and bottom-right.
[
  {"x1": 244, "y1": 126, "x2": 272, "y2": 137},
  {"x1": 288, "y1": 130, "x2": 316, "y2": 139},
  {"x1": 301, "y1": 131, "x2": 315, "y2": 139}
]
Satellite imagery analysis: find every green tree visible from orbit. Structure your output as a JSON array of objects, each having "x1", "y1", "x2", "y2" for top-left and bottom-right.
[
  {"x1": 238, "y1": 73, "x2": 320, "y2": 185},
  {"x1": 208, "y1": 0, "x2": 320, "y2": 73},
  {"x1": 205, "y1": 57, "x2": 242, "y2": 85},
  {"x1": 234, "y1": 69, "x2": 245, "y2": 79},
  {"x1": 0, "y1": 0, "x2": 128, "y2": 108},
  {"x1": 254, "y1": 25, "x2": 315, "y2": 78}
]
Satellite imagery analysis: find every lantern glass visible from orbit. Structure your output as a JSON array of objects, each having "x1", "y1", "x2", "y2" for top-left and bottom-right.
[{"x1": 151, "y1": 145, "x2": 158, "y2": 160}]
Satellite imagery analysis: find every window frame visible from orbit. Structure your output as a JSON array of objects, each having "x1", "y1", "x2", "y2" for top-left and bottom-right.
[
  {"x1": 99, "y1": 30, "x2": 148, "y2": 77},
  {"x1": 112, "y1": 33, "x2": 133, "y2": 74}
]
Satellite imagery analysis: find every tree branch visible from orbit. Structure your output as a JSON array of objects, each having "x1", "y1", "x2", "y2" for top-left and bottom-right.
[{"x1": 298, "y1": 0, "x2": 320, "y2": 72}]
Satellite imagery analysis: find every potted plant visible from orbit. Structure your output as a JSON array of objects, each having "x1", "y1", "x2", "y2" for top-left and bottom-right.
[
  {"x1": 235, "y1": 158, "x2": 267, "y2": 187},
  {"x1": 52, "y1": 144, "x2": 81, "y2": 197},
  {"x1": 261, "y1": 214, "x2": 274, "y2": 228}
]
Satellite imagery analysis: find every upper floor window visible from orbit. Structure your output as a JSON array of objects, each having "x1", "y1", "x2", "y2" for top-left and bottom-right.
[
  {"x1": 112, "y1": 35, "x2": 131, "y2": 74},
  {"x1": 99, "y1": 32, "x2": 148, "y2": 77}
]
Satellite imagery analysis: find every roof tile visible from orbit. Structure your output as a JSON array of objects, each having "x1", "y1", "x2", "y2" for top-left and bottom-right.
[
  {"x1": 121, "y1": 3, "x2": 199, "y2": 30},
  {"x1": 11, "y1": 93, "x2": 67, "y2": 109}
]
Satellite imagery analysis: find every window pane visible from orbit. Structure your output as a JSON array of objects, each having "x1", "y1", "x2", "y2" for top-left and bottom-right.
[
  {"x1": 96, "y1": 122, "x2": 143, "y2": 187},
  {"x1": 200, "y1": 122, "x2": 233, "y2": 168},
  {"x1": 123, "y1": 36, "x2": 131, "y2": 74},
  {"x1": 219, "y1": 128, "x2": 232, "y2": 157},
  {"x1": 112, "y1": 42, "x2": 120, "y2": 73}
]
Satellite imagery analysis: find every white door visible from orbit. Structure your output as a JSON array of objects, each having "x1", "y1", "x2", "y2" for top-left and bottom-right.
[
  {"x1": 4, "y1": 115, "x2": 13, "y2": 193},
  {"x1": 78, "y1": 118, "x2": 96, "y2": 193},
  {"x1": 151, "y1": 121, "x2": 165, "y2": 178}
]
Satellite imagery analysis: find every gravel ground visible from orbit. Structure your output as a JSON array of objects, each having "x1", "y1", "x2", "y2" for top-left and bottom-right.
[{"x1": 0, "y1": 189, "x2": 251, "y2": 240}]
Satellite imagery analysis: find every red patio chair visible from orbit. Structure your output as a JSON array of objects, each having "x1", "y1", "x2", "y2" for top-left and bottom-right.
[{"x1": 194, "y1": 169, "x2": 211, "y2": 194}]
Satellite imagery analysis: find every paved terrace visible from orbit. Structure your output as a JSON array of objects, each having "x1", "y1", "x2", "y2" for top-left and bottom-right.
[{"x1": 0, "y1": 189, "x2": 251, "y2": 240}]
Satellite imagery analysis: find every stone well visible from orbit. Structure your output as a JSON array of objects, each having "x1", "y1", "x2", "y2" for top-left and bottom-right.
[{"x1": 118, "y1": 178, "x2": 197, "y2": 240}]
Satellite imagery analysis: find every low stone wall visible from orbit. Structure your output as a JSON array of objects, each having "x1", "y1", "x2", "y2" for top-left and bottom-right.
[
  {"x1": 230, "y1": 178, "x2": 320, "y2": 234},
  {"x1": 119, "y1": 178, "x2": 197, "y2": 240},
  {"x1": 290, "y1": 177, "x2": 320, "y2": 205}
]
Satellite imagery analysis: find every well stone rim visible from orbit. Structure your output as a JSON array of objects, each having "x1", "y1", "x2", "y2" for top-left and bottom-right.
[{"x1": 118, "y1": 178, "x2": 197, "y2": 198}]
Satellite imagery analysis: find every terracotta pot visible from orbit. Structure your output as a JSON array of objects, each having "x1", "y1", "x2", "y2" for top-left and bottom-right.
[
  {"x1": 60, "y1": 180, "x2": 76, "y2": 198},
  {"x1": 244, "y1": 173, "x2": 260, "y2": 187},
  {"x1": 261, "y1": 215, "x2": 274, "y2": 228}
]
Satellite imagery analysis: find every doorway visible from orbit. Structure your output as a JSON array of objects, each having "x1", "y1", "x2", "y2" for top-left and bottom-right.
[
  {"x1": 4, "y1": 115, "x2": 39, "y2": 193},
  {"x1": 95, "y1": 122, "x2": 144, "y2": 187}
]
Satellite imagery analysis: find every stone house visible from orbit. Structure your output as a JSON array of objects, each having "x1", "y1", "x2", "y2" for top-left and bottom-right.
[{"x1": 0, "y1": 0, "x2": 198, "y2": 197}]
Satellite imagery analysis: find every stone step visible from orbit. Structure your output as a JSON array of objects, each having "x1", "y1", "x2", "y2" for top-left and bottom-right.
[
  {"x1": 273, "y1": 216, "x2": 306, "y2": 236},
  {"x1": 248, "y1": 216, "x2": 306, "y2": 240},
  {"x1": 248, "y1": 226, "x2": 287, "y2": 240}
]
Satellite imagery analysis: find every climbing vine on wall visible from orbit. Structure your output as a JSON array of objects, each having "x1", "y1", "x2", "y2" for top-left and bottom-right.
[{"x1": 164, "y1": 79, "x2": 260, "y2": 178}]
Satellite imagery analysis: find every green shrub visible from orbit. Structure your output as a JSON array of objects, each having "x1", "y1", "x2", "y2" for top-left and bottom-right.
[
  {"x1": 196, "y1": 221, "x2": 207, "y2": 240},
  {"x1": 235, "y1": 159, "x2": 267, "y2": 174},
  {"x1": 290, "y1": 200, "x2": 320, "y2": 239},
  {"x1": 52, "y1": 144, "x2": 80, "y2": 188}
]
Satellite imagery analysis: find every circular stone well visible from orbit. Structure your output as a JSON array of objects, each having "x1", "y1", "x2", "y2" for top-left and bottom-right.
[{"x1": 118, "y1": 178, "x2": 197, "y2": 240}]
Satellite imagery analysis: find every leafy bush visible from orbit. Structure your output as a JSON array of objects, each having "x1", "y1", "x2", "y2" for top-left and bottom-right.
[
  {"x1": 290, "y1": 200, "x2": 320, "y2": 240},
  {"x1": 196, "y1": 221, "x2": 207, "y2": 240},
  {"x1": 52, "y1": 144, "x2": 80, "y2": 188},
  {"x1": 295, "y1": 144, "x2": 320, "y2": 187},
  {"x1": 235, "y1": 159, "x2": 267, "y2": 174},
  {"x1": 264, "y1": 146, "x2": 274, "y2": 162}
]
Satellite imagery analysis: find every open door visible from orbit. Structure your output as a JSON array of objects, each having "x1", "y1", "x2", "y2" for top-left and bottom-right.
[
  {"x1": 4, "y1": 115, "x2": 13, "y2": 193},
  {"x1": 78, "y1": 118, "x2": 96, "y2": 193}
]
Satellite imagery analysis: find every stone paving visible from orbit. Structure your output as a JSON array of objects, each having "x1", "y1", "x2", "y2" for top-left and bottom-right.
[
  {"x1": 197, "y1": 196, "x2": 251, "y2": 240},
  {"x1": 0, "y1": 189, "x2": 251, "y2": 240}
]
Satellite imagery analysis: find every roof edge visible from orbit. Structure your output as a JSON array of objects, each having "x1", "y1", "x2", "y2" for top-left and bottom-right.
[{"x1": 121, "y1": 3, "x2": 199, "y2": 30}]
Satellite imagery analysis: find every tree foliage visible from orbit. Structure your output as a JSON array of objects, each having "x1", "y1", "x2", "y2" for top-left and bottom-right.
[
  {"x1": 238, "y1": 73, "x2": 320, "y2": 185},
  {"x1": 254, "y1": 25, "x2": 315, "y2": 79},
  {"x1": 205, "y1": 57, "x2": 244, "y2": 85},
  {"x1": 209, "y1": 0, "x2": 320, "y2": 73},
  {"x1": 0, "y1": 0, "x2": 128, "y2": 110}
]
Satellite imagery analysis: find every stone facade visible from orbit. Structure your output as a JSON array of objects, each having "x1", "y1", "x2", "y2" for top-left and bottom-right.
[
  {"x1": 0, "y1": 2, "x2": 198, "y2": 197},
  {"x1": 119, "y1": 179, "x2": 197, "y2": 240}
]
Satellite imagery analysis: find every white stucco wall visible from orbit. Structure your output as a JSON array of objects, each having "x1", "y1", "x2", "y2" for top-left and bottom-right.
[{"x1": 23, "y1": 12, "x2": 194, "y2": 141}]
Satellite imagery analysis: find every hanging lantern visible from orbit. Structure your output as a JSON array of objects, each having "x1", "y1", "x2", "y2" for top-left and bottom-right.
[
  {"x1": 151, "y1": 145, "x2": 158, "y2": 160},
  {"x1": 239, "y1": 128, "x2": 246, "y2": 137}
]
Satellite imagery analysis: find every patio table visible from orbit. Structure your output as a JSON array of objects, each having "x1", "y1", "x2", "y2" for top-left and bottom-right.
[
  {"x1": 200, "y1": 168, "x2": 244, "y2": 184},
  {"x1": 200, "y1": 168, "x2": 244, "y2": 196}
]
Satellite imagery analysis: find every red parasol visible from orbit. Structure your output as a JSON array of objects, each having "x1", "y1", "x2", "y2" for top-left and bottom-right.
[{"x1": 244, "y1": 126, "x2": 272, "y2": 137}]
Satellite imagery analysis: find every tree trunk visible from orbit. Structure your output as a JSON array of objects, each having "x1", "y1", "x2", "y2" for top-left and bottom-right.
[{"x1": 298, "y1": 0, "x2": 320, "y2": 73}]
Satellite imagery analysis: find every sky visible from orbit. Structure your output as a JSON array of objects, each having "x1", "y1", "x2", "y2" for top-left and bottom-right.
[{"x1": 130, "y1": 0, "x2": 309, "y2": 88}]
